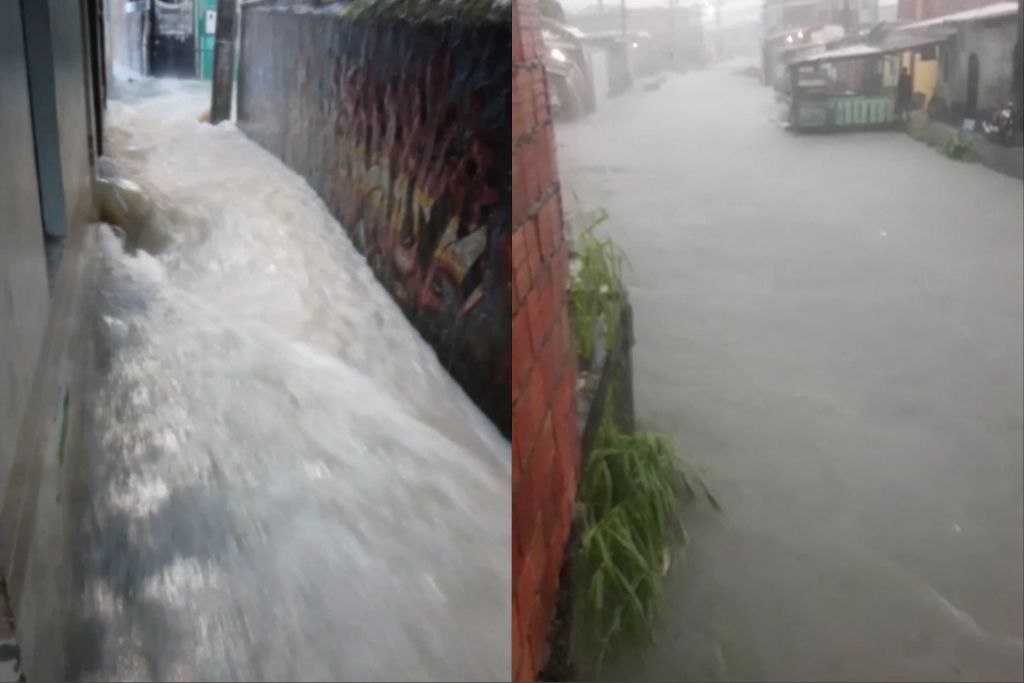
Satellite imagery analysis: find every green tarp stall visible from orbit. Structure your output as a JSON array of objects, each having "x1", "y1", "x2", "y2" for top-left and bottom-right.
[{"x1": 785, "y1": 29, "x2": 953, "y2": 132}]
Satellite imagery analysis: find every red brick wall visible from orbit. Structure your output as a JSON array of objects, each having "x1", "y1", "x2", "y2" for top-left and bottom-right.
[{"x1": 511, "y1": 0, "x2": 581, "y2": 680}]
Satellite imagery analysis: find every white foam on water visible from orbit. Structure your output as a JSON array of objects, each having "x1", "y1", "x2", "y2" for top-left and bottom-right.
[{"x1": 73, "y1": 76, "x2": 509, "y2": 682}]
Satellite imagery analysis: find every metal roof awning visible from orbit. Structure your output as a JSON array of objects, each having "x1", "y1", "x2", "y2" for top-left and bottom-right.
[
  {"x1": 898, "y1": 1, "x2": 1019, "y2": 30},
  {"x1": 789, "y1": 29, "x2": 954, "y2": 66}
]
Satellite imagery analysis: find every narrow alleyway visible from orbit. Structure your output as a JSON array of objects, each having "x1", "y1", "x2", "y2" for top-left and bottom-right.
[
  {"x1": 61, "y1": 76, "x2": 510, "y2": 681},
  {"x1": 556, "y1": 64, "x2": 1024, "y2": 682}
]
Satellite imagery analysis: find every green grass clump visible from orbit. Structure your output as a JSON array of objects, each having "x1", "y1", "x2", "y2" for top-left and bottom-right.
[
  {"x1": 569, "y1": 211, "x2": 626, "y2": 366},
  {"x1": 566, "y1": 208, "x2": 719, "y2": 674},
  {"x1": 573, "y1": 423, "x2": 718, "y2": 673},
  {"x1": 943, "y1": 133, "x2": 973, "y2": 160}
]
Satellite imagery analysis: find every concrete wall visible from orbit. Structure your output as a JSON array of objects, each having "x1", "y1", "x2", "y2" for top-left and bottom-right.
[
  {"x1": 0, "y1": 2, "x2": 51, "y2": 502},
  {"x1": 236, "y1": 0, "x2": 512, "y2": 437},
  {"x1": 512, "y1": 0, "x2": 582, "y2": 679},
  {"x1": 0, "y1": 2, "x2": 98, "y2": 678},
  {"x1": 947, "y1": 19, "x2": 1019, "y2": 114},
  {"x1": 49, "y1": 0, "x2": 99, "y2": 234}
]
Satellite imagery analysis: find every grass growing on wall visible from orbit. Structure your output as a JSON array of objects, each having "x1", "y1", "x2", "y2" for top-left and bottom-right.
[
  {"x1": 567, "y1": 213, "x2": 719, "y2": 675},
  {"x1": 569, "y1": 210, "x2": 626, "y2": 367}
]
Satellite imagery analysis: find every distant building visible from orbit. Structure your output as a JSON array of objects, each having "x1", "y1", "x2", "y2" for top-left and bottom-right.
[
  {"x1": 779, "y1": 1, "x2": 1020, "y2": 128},
  {"x1": 761, "y1": 1, "x2": 881, "y2": 87},
  {"x1": 569, "y1": 5, "x2": 707, "y2": 73},
  {"x1": 763, "y1": 0, "x2": 880, "y2": 34},
  {"x1": 898, "y1": 2, "x2": 1020, "y2": 119}
]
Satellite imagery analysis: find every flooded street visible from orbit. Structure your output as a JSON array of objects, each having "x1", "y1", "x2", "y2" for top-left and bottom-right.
[
  {"x1": 67, "y1": 77, "x2": 510, "y2": 681},
  {"x1": 556, "y1": 64, "x2": 1024, "y2": 681}
]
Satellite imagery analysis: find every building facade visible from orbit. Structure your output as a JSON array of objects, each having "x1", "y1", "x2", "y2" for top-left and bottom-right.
[{"x1": 941, "y1": 10, "x2": 1019, "y2": 117}]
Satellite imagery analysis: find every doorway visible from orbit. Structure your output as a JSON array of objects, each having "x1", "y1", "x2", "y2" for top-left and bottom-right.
[{"x1": 966, "y1": 52, "x2": 979, "y2": 116}]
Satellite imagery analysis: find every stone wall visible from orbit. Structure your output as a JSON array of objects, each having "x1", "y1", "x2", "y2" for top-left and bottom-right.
[
  {"x1": 236, "y1": 0, "x2": 512, "y2": 436},
  {"x1": 511, "y1": 0, "x2": 581, "y2": 679}
]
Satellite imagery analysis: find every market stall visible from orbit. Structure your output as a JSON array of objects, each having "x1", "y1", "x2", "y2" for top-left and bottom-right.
[{"x1": 785, "y1": 29, "x2": 953, "y2": 132}]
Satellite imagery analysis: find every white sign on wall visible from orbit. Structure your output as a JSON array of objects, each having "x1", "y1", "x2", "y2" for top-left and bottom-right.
[{"x1": 206, "y1": 9, "x2": 217, "y2": 35}]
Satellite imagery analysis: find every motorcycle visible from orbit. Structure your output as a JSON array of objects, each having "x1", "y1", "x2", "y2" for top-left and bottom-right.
[{"x1": 981, "y1": 102, "x2": 1016, "y2": 145}]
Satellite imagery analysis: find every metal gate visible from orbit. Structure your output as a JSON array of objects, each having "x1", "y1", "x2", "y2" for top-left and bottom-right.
[{"x1": 149, "y1": 0, "x2": 196, "y2": 78}]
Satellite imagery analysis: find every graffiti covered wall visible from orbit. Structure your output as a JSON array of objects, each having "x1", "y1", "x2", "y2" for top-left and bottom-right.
[{"x1": 236, "y1": 0, "x2": 512, "y2": 436}]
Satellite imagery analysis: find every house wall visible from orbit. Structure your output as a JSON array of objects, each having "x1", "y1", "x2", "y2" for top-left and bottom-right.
[
  {"x1": 945, "y1": 18, "x2": 1018, "y2": 114},
  {"x1": 48, "y1": 0, "x2": 97, "y2": 235},
  {"x1": 903, "y1": 48, "x2": 941, "y2": 101},
  {"x1": 915, "y1": 53, "x2": 940, "y2": 100},
  {"x1": 0, "y1": 1, "x2": 51, "y2": 503},
  {"x1": 1, "y1": 2, "x2": 100, "y2": 680},
  {"x1": 2, "y1": 0, "x2": 97, "y2": 524}
]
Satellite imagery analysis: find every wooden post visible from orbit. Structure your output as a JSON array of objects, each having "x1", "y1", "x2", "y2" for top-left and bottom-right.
[{"x1": 210, "y1": 0, "x2": 238, "y2": 124}]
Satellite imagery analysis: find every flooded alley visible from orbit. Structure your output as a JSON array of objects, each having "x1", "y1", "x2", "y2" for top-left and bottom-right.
[
  {"x1": 63, "y1": 77, "x2": 510, "y2": 682},
  {"x1": 556, "y1": 64, "x2": 1024, "y2": 682}
]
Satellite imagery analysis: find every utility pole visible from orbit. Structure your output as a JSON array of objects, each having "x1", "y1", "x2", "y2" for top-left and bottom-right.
[
  {"x1": 715, "y1": 0, "x2": 723, "y2": 62},
  {"x1": 620, "y1": 0, "x2": 627, "y2": 38},
  {"x1": 668, "y1": 0, "x2": 677, "y2": 71},
  {"x1": 210, "y1": 0, "x2": 238, "y2": 124}
]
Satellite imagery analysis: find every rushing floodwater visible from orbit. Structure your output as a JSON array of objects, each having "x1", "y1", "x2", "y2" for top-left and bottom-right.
[{"x1": 69, "y1": 77, "x2": 509, "y2": 681}]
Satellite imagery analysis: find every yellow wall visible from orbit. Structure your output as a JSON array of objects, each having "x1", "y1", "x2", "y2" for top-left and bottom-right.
[
  {"x1": 899, "y1": 50, "x2": 939, "y2": 101},
  {"x1": 913, "y1": 55, "x2": 939, "y2": 101}
]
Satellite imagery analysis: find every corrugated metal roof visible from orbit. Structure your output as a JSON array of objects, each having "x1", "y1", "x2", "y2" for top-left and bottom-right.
[
  {"x1": 899, "y1": 2, "x2": 1019, "y2": 30},
  {"x1": 790, "y1": 29, "x2": 954, "y2": 65}
]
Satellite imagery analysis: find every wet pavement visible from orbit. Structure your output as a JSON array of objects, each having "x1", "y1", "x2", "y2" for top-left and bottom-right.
[{"x1": 556, "y1": 64, "x2": 1024, "y2": 682}]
